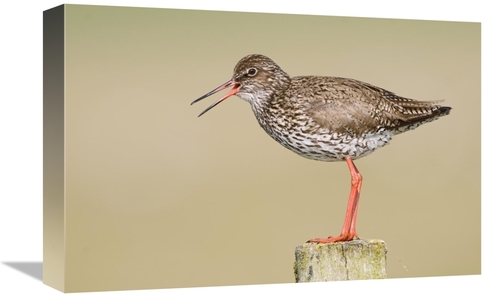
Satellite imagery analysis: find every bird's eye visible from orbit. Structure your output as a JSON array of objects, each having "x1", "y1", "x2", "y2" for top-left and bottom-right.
[{"x1": 247, "y1": 68, "x2": 258, "y2": 76}]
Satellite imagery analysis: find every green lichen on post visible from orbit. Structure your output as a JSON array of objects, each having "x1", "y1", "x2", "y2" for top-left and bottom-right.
[{"x1": 294, "y1": 239, "x2": 387, "y2": 282}]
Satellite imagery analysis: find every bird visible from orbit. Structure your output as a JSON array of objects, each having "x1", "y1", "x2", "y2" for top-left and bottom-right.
[{"x1": 191, "y1": 54, "x2": 451, "y2": 243}]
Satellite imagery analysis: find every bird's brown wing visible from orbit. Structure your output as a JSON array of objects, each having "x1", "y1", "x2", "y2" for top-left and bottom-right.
[{"x1": 290, "y1": 76, "x2": 448, "y2": 136}]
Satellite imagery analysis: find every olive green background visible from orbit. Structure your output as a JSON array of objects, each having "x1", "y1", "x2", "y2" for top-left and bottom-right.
[{"x1": 44, "y1": 4, "x2": 480, "y2": 292}]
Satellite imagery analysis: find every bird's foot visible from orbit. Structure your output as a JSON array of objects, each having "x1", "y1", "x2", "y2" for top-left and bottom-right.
[{"x1": 307, "y1": 233, "x2": 359, "y2": 243}]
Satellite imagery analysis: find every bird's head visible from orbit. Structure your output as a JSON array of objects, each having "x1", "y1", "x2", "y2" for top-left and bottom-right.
[{"x1": 191, "y1": 54, "x2": 290, "y2": 117}]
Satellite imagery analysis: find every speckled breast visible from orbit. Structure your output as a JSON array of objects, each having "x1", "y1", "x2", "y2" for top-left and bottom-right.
[{"x1": 257, "y1": 114, "x2": 394, "y2": 162}]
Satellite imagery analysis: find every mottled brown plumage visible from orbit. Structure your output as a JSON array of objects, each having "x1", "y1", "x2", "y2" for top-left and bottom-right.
[{"x1": 191, "y1": 54, "x2": 451, "y2": 243}]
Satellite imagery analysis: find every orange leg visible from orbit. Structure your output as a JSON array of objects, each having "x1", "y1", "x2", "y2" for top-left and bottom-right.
[{"x1": 308, "y1": 157, "x2": 362, "y2": 243}]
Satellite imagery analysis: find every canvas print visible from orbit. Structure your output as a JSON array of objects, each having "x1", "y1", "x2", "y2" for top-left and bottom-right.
[{"x1": 43, "y1": 4, "x2": 480, "y2": 292}]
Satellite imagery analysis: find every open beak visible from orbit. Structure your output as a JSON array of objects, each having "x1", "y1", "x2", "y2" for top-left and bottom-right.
[{"x1": 191, "y1": 80, "x2": 241, "y2": 117}]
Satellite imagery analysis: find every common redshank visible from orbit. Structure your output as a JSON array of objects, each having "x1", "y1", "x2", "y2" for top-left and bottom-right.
[{"x1": 191, "y1": 54, "x2": 451, "y2": 243}]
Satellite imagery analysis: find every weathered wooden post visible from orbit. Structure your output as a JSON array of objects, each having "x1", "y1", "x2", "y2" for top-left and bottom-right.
[{"x1": 294, "y1": 239, "x2": 387, "y2": 282}]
